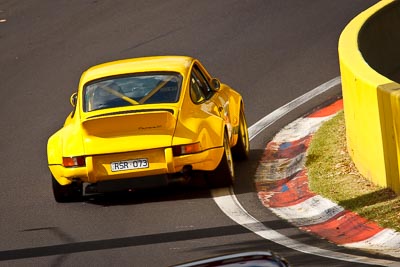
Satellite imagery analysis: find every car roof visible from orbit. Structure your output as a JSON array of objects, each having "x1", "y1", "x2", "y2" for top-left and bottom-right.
[{"x1": 79, "y1": 56, "x2": 195, "y2": 86}]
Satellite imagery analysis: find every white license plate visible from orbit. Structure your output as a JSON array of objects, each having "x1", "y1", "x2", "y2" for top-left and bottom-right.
[{"x1": 111, "y1": 158, "x2": 149, "y2": 172}]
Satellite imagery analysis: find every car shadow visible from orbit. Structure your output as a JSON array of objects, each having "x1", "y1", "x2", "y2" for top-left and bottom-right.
[
  {"x1": 84, "y1": 181, "x2": 210, "y2": 206},
  {"x1": 84, "y1": 149, "x2": 264, "y2": 206}
]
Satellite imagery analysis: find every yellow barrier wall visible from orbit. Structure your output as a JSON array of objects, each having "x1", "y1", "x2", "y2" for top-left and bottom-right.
[{"x1": 338, "y1": 0, "x2": 400, "y2": 194}]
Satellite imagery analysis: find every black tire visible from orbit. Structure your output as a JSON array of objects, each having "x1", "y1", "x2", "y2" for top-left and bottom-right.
[
  {"x1": 232, "y1": 106, "x2": 249, "y2": 160},
  {"x1": 207, "y1": 132, "x2": 235, "y2": 188},
  {"x1": 52, "y1": 175, "x2": 82, "y2": 203}
]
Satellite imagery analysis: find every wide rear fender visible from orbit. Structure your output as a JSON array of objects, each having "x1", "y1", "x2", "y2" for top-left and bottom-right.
[
  {"x1": 172, "y1": 113, "x2": 225, "y2": 149},
  {"x1": 47, "y1": 130, "x2": 63, "y2": 165},
  {"x1": 47, "y1": 123, "x2": 85, "y2": 164},
  {"x1": 217, "y1": 83, "x2": 243, "y2": 147}
]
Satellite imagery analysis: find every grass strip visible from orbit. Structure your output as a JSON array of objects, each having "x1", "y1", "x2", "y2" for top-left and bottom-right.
[{"x1": 306, "y1": 111, "x2": 400, "y2": 231}]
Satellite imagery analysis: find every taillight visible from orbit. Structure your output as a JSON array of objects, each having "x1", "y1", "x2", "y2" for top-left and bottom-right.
[
  {"x1": 172, "y1": 143, "x2": 201, "y2": 156},
  {"x1": 62, "y1": 156, "x2": 86, "y2": 167}
]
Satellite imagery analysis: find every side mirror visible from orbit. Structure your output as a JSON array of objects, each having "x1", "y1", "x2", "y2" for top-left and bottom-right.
[
  {"x1": 70, "y1": 92, "x2": 78, "y2": 107},
  {"x1": 211, "y1": 78, "x2": 221, "y2": 91}
]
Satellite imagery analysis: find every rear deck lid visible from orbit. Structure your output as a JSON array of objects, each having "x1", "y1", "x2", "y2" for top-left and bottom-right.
[{"x1": 81, "y1": 108, "x2": 178, "y2": 155}]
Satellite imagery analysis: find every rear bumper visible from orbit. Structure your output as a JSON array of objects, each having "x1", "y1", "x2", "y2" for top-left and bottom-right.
[{"x1": 49, "y1": 146, "x2": 224, "y2": 186}]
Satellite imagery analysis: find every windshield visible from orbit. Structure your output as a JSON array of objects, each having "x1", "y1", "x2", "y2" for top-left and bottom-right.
[{"x1": 83, "y1": 73, "x2": 182, "y2": 112}]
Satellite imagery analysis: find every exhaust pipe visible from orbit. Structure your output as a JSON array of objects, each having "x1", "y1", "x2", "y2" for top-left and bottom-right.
[
  {"x1": 85, "y1": 183, "x2": 98, "y2": 194},
  {"x1": 168, "y1": 165, "x2": 193, "y2": 184}
]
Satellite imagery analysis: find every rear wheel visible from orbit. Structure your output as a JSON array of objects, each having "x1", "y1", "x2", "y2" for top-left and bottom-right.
[
  {"x1": 52, "y1": 175, "x2": 82, "y2": 203},
  {"x1": 232, "y1": 106, "x2": 249, "y2": 160},
  {"x1": 207, "y1": 132, "x2": 235, "y2": 188}
]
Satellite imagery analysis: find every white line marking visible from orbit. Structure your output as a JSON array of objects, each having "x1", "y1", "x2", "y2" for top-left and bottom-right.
[
  {"x1": 345, "y1": 229, "x2": 400, "y2": 258},
  {"x1": 270, "y1": 195, "x2": 345, "y2": 227},
  {"x1": 271, "y1": 116, "x2": 336, "y2": 143},
  {"x1": 248, "y1": 76, "x2": 341, "y2": 141},
  {"x1": 213, "y1": 77, "x2": 400, "y2": 265}
]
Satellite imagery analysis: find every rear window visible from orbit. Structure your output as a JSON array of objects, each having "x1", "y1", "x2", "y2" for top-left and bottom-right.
[{"x1": 83, "y1": 73, "x2": 182, "y2": 112}]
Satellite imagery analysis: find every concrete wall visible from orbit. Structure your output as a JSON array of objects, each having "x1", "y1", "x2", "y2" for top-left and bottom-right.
[{"x1": 338, "y1": 0, "x2": 400, "y2": 194}]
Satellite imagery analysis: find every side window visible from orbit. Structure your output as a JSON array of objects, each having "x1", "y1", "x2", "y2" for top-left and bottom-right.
[
  {"x1": 190, "y1": 73, "x2": 205, "y2": 103},
  {"x1": 190, "y1": 65, "x2": 213, "y2": 104}
]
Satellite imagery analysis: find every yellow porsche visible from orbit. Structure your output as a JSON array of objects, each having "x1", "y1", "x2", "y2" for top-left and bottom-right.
[{"x1": 47, "y1": 56, "x2": 249, "y2": 202}]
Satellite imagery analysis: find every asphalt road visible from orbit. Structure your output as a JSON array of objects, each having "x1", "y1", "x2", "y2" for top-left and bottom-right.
[{"x1": 0, "y1": 1, "x2": 391, "y2": 266}]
